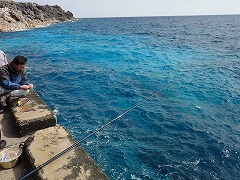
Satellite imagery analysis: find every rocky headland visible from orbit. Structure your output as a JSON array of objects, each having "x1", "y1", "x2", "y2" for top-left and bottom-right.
[{"x1": 0, "y1": 0, "x2": 76, "y2": 32}]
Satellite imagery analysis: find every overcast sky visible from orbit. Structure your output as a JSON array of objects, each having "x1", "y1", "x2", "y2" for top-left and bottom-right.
[{"x1": 15, "y1": 0, "x2": 240, "y2": 18}]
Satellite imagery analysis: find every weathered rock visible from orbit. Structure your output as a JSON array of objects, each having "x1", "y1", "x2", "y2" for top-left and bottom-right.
[{"x1": 0, "y1": 0, "x2": 76, "y2": 32}]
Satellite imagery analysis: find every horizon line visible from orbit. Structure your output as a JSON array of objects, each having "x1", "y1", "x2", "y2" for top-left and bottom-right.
[{"x1": 75, "y1": 13, "x2": 240, "y2": 19}]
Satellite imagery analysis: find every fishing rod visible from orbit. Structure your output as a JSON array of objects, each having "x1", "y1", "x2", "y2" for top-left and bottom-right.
[{"x1": 18, "y1": 91, "x2": 160, "y2": 180}]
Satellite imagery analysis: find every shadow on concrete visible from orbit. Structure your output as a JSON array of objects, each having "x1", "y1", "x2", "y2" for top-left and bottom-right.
[
  {"x1": 0, "y1": 110, "x2": 31, "y2": 179},
  {"x1": 0, "y1": 110, "x2": 19, "y2": 138}
]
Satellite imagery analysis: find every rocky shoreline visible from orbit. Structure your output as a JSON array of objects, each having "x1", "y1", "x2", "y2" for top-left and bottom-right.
[{"x1": 0, "y1": 0, "x2": 76, "y2": 32}]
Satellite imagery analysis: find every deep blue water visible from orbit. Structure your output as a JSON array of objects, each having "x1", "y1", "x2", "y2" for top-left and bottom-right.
[{"x1": 1, "y1": 15, "x2": 240, "y2": 179}]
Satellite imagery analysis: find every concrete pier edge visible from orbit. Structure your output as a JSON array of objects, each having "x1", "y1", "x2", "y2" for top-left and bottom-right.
[{"x1": 0, "y1": 89, "x2": 108, "y2": 179}]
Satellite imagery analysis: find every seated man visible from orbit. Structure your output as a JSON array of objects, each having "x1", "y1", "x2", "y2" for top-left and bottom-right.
[{"x1": 0, "y1": 55, "x2": 34, "y2": 109}]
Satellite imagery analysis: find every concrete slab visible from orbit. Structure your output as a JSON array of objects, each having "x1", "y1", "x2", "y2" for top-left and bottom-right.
[
  {"x1": 25, "y1": 125, "x2": 109, "y2": 180},
  {"x1": 8, "y1": 89, "x2": 57, "y2": 136}
]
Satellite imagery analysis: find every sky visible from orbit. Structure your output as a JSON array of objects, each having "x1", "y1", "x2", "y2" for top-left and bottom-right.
[{"x1": 14, "y1": 0, "x2": 240, "y2": 18}]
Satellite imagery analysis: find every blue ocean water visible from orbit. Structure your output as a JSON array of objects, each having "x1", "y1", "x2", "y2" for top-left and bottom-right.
[{"x1": 1, "y1": 15, "x2": 240, "y2": 179}]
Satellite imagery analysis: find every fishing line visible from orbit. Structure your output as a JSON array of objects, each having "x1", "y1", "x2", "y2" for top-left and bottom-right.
[{"x1": 18, "y1": 91, "x2": 161, "y2": 180}]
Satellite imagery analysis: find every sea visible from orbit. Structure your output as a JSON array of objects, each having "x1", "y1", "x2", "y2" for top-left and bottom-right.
[{"x1": 1, "y1": 15, "x2": 240, "y2": 180}]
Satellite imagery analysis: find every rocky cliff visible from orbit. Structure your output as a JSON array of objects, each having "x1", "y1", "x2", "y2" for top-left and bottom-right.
[{"x1": 0, "y1": 0, "x2": 75, "y2": 32}]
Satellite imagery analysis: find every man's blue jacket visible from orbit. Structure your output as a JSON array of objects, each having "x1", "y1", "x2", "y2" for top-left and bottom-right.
[{"x1": 0, "y1": 62, "x2": 29, "y2": 90}]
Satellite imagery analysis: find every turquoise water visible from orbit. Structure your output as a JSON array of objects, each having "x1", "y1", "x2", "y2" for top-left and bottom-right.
[{"x1": 1, "y1": 15, "x2": 240, "y2": 179}]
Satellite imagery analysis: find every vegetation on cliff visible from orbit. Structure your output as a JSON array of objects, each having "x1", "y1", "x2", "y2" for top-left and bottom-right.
[{"x1": 0, "y1": 0, "x2": 75, "y2": 32}]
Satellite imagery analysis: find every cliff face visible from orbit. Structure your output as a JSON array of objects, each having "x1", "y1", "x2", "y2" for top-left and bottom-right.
[{"x1": 0, "y1": 0, "x2": 75, "y2": 32}]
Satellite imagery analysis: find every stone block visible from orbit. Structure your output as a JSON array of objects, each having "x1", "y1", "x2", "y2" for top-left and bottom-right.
[
  {"x1": 8, "y1": 89, "x2": 57, "y2": 136},
  {"x1": 24, "y1": 125, "x2": 109, "y2": 180}
]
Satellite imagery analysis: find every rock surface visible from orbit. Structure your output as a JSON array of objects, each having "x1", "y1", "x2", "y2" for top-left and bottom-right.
[{"x1": 0, "y1": 0, "x2": 75, "y2": 32}]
